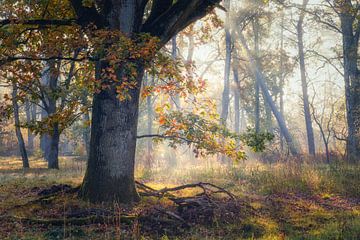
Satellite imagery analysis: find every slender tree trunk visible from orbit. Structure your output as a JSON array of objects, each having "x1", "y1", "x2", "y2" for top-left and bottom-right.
[
  {"x1": 232, "y1": 48, "x2": 241, "y2": 135},
  {"x1": 47, "y1": 123, "x2": 60, "y2": 169},
  {"x1": 40, "y1": 109, "x2": 51, "y2": 161},
  {"x1": 338, "y1": 1, "x2": 360, "y2": 162},
  {"x1": 253, "y1": 17, "x2": 261, "y2": 133},
  {"x1": 143, "y1": 72, "x2": 153, "y2": 169},
  {"x1": 220, "y1": 0, "x2": 232, "y2": 126},
  {"x1": 172, "y1": 35, "x2": 181, "y2": 109},
  {"x1": 82, "y1": 112, "x2": 91, "y2": 157},
  {"x1": 12, "y1": 83, "x2": 30, "y2": 168},
  {"x1": 233, "y1": 65, "x2": 241, "y2": 135},
  {"x1": 81, "y1": 92, "x2": 91, "y2": 157},
  {"x1": 25, "y1": 99, "x2": 35, "y2": 153},
  {"x1": 297, "y1": 0, "x2": 316, "y2": 156},
  {"x1": 238, "y1": 31, "x2": 298, "y2": 156},
  {"x1": 279, "y1": 12, "x2": 285, "y2": 151},
  {"x1": 39, "y1": 62, "x2": 60, "y2": 167},
  {"x1": 187, "y1": 34, "x2": 195, "y2": 64},
  {"x1": 44, "y1": 61, "x2": 60, "y2": 169}
]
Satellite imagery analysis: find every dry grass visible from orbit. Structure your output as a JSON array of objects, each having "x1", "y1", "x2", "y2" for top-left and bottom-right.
[{"x1": 0, "y1": 156, "x2": 359, "y2": 239}]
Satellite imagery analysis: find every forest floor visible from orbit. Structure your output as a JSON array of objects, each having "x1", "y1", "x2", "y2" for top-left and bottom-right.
[{"x1": 0, "y1": 156, "x2": 359, "y2": 240}]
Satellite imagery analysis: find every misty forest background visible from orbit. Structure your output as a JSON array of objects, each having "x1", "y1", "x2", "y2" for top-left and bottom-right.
[{"x1": 0, "y1": 0, "x2": 360, "y2": 239}]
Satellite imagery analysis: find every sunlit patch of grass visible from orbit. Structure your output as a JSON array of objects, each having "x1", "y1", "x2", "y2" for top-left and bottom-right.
[{"x1": 0, "y1": 156, "x2": 85, "y2": 185}]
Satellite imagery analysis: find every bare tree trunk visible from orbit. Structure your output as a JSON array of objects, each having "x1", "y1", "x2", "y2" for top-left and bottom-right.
[
  {"x1": 172, "y1": 35, "x2": 181, "y2": 109},
  {"x1": 297, "y1": 0, "x2": 316, "y2": 156},
  {"x1": 237, "y1": 31, "x2": 298, "y2": 156},
  {"x1": 25, "y1": 99, "x2": 35, "y2": 153},
  {"x1": 82, "y1": 111, "x2": 91, "y2": 157},
  {"x1": 40, "y1": 109, "x2": 51, "y2": 161},
  {"x1": 232, "y1": 47, "x2": 241, "y2": 135},
  {"x1": 220, "y1": 0, "x2": 232, "y2": 126},
  {"x1": 337, "y1": 0, "x2": 360, "y2": 162},
  {"x1": 12, "y1": 82, "x2": 30, "y2": 168},
  {"x1": 233, "y1": 64, "x2": 241, "y2": 135},
  {"x1": 253, "y1": 17, "x2": 261, "y2": 133},
  {"x1": 145, "y1": 73, "x2": 153, "y2": 169},
  {"x1": 264, "y1": 97, "x2": 273, "y2": 132},
  {"x1": 279, "y1": 12, "x2": 285, "y2": 151},
  {"x1": 80, "y1": 90, "x2": 91, "y2": 157},
  {"x1": 187, "y1": 34, "x2": 195, "y2": 64}
]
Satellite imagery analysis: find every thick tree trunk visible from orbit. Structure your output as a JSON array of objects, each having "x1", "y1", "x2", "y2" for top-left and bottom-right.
[
  {"x1": 338, "y1": 4, "x2": 360, "y2": 162},
  {"x1": 12, "y1": 83, "x2": 30, "y2": 168},
  {"x1": 238, "y1": 31, "x2": 298, "y2": 155},
  {"x1": 80, "y1": 61, "x2": 143, "y2": 203},
  {"x1": 297, "y1": 0, "x2": 315, "y2": 156},
  {"x1": 220, "y1": 0, "x2": 232, "y2": 126}
]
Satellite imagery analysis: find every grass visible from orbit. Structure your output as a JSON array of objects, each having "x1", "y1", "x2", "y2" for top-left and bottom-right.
[{"x1": 0, "y1": 156, "x2": 359, "y2": 239}]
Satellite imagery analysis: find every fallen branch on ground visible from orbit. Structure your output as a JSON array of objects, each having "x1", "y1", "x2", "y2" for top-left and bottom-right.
[{"x1": 136, "y1": 181, "x2": 236, "y2": 200}]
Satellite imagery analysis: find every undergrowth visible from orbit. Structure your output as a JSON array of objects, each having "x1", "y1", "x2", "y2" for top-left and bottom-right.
[{"x1": 0, "y1": 156, "x2": 359, "y2": 239}]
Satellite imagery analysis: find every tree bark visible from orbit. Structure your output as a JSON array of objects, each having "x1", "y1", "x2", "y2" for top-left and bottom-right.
[
  {"x1": 172, "y1": 35, "x2": 181, "y2": 109},
  {"x1": 253, "y1": 17, "x2": 261, "y2": 133},
  {"x1": 12, "y1": 83, "x2": 30, "y2": 168},
  {"x1": 279, "y1": 11, "x2": 285, "y2": 152},
  {"x1": 82, "y1": 112, "x2": 91, "y2": 157},
  {"x1": 25, "y1": 99, "x2": 35, "y2": 153},
  {"x1": 43, "y1": 61, "x2": 60, "y2": 169},
  {"x1": 233, "y1": 65, "x2": 241, "y2": 135},
  {"x1": 232, "y1": 47, "x2": 241, "y2": 135},
  {"x1": 297, "y1": 0, "x2": 316, "y2": 156},
  {"x1": 80, "y1": 91, "x2": 91, "y2": 157},
  {"x1": 337, "y1": 0, "x2": 360, "y2": 162},
  {"x1": 144, "y1": 73, "x2": 154, "y2": 170},
  {"x1": 80, "y1": 61, "x2": 143, "y2": 203}
]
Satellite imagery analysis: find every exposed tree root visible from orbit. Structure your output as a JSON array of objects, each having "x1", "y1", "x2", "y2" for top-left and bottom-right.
[{"x1": 1, "y1": 182, "x2": 245, "y2": 236}]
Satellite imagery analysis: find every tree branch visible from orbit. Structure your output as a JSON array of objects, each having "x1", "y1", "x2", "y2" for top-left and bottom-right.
[
  {"x1": 136, "y1": 134, "x2": 200, "y2": 145},
  {"x1": 0, "y1": 19, "x2": 77, "y2": 27},
  {"x1": 142, "y1": 0, "x2": 221, "y2": 45},
  {"x1": 0, "y1": 56, "x2": 92, "y2": 67}
]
